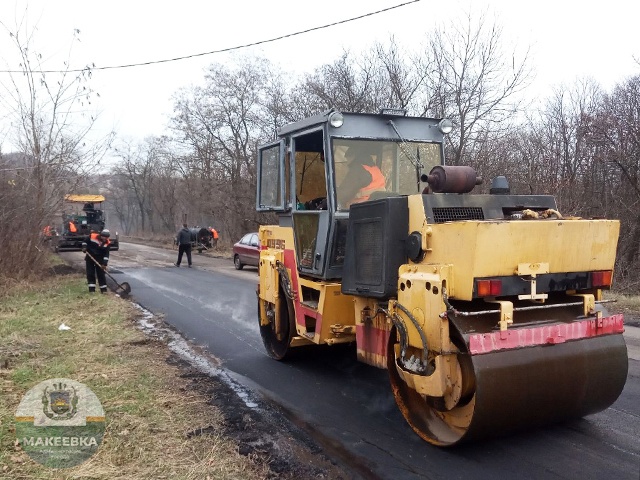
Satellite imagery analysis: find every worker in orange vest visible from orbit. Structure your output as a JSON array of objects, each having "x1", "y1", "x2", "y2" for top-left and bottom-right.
[
  {"x1": 209, "y1": 227, "x2": 219, "y2": 248},
  {"x1": 337, "y1": 146, "x2": 385, "y2": 209},
  {"x1": 82, "y1": 230, "x2": 111, "y2": 293}
]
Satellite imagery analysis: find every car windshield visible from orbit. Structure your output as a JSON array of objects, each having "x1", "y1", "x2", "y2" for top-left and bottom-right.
[{"x1": 332, "y1": 139, "x2": 442, "y2": 211}]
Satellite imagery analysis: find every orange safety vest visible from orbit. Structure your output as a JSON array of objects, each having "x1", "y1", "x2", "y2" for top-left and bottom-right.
[
  {"x1": 353, "y1": 165, "x2": 386, "y2": 203},
  {"x1": 90, "y1": 232, "x2": 111, "y2": 247},
  {"x1": 211, "y1": 228, "x2": 219, "y2": 239},
  {"x1": 69, "y1": 221, "x2": 77, "y2": 233}
]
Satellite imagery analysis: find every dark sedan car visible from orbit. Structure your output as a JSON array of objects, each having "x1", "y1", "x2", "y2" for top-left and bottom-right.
[{"x1": 233, "y1": 232, "x2": 260, "y2": 270}]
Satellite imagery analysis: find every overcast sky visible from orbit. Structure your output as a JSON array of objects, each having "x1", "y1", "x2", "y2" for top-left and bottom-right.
[{"x1": 0, "y1": 0, "x2": 639, "y2": 153}]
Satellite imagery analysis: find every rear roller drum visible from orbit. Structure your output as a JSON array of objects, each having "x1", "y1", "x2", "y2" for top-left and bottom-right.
[{"x1": 387, "y1": 324, "x2": 628, "y2": 446}]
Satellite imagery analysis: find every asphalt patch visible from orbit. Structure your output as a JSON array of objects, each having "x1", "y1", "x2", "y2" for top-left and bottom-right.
[{"x1": 165, "y1": 354, "x2": 351, "y2": 480}]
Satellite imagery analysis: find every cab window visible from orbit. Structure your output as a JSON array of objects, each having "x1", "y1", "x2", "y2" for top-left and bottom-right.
[
  {"x1": 333, "y1": 139, "x2": 442, "y2": 211},
  {"x1": 257, "y1": 142, "x2": 285, "y2": 211},
  {"x1": 293, "y1": 129, "x2": 326, "y2": 210}
]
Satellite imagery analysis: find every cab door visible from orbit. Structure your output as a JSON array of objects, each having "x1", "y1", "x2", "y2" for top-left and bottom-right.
[
  {"x1": 257, "y1": 140, "x2": 287, "y2": 212},
  {"x1": 290, "y1": 128, "x2": 332, "y2": 279}
]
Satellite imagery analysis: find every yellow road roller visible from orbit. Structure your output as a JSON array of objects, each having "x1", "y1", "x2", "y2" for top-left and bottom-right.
[{"x1": 255, "y1": 109, "x2": 628, "y2": 446}]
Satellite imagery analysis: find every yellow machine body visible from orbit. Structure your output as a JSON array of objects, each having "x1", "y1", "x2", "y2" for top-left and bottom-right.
[
  {"x1": 407, "y1": 196, "x2": 620, "y2": 300},
  {"x1": 259, "y1": 226, "x2": 357, "y2": 350},
  {"x1": 255, "y1": 110, "x2": 628, "y2": 446}
]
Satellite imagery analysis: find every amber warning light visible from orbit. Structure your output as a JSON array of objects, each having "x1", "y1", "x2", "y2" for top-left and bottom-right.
[
  {"x1": 592, "y1": 270, "x2": 613, "y2": 287},
  {"x1": 477, "y1": 279, "x2": 502, "y2": 297}
]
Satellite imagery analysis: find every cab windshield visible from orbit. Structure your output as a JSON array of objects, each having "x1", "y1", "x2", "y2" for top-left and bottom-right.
[{"x1": 332, "y1": 139, "x2": 442, "y2": 211}]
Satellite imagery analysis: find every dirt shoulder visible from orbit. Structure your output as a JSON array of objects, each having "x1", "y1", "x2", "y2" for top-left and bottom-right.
[
  {"x1": 121, "y1": 235, "x2": 233, "y2": 258},
  {"x1": 0, "y1": 269, "x2": 348, "y2": 479}
]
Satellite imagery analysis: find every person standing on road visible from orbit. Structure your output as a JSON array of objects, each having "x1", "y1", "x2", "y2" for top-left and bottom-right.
[
  {"x1": 82, "y1": 229, "x2": 111, "y2": 293},
  {"x1": 175, "y1": 223, "x2": 192, "y2": 268}
]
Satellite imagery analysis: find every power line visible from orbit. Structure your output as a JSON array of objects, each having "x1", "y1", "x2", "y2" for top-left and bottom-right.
[{"x1": 0, "y1": 0, "x2": 421, "y2": 74}]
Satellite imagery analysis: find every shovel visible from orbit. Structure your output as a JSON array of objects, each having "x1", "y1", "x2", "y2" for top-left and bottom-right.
[{"x1": 85, "y1": 251, "x2": 132, "y2": 297}]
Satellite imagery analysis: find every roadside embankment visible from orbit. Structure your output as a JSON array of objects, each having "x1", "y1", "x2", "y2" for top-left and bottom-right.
[{"x1": 0, "y1": 274, "x2": 270, "y2": 479}]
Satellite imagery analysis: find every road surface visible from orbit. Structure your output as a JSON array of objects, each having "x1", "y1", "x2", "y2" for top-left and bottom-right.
[{"x1": 63, "y1": 242, "x2": 640, "y2": 480}]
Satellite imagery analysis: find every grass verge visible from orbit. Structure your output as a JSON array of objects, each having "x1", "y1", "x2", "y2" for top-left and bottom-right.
[{"x1": 0, "y1": 274, "x2": 269, "y2": 479}]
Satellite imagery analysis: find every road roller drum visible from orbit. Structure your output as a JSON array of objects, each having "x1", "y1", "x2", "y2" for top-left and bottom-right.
[{"x1": 388, "y1": 317, "x2": 628, "y2": 446}]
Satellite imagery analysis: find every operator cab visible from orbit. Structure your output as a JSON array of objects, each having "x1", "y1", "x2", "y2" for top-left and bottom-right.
[{"x1": 257, "y1": 109, "x2": 450, "y2": 280}]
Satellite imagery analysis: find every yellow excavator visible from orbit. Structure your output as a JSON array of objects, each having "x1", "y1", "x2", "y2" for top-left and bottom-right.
[{"x1": 255, "y1": 109, "x2": 628, "y2": 446}]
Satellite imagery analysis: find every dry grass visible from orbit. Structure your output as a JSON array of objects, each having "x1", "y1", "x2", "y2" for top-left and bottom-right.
[
  {"x1": 122, "y1": 233, "x2": 176, "y2": 250},
  {"x1": 604, "y1": 291, "x2": 640, "y2": 316},
  {"x1": 0, "y1": 274, "x2": 269, "y2": 480}
]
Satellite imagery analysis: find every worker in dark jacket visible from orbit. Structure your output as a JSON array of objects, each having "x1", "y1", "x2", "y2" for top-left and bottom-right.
[
  {"x1": 175, "y1": 223, "x2": 192, "y2": 267},
  {"x1": 82, "y1": 229, "x2": 111, "y2": 293}
]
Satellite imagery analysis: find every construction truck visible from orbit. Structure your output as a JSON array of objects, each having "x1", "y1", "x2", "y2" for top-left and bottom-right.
[
  {"x1": 53, "y1": 194, "x2": 120, "y2": 252},
  {"x1": 255, "y1": 109, "x2": 628, "y2": 446}
]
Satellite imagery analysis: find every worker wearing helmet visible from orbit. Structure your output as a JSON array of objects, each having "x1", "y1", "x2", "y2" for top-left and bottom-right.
[{"x1": 82, "y1": 229, "x2": 111, "y2": 293}]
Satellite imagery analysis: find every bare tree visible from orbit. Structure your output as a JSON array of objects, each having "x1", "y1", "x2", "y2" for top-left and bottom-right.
[
  {"x1": 296, "y1": 51, "x2": 381, "y2": 113},
  {"x1": 515, "y1": 80, "x2": 605, "y2": 212},
  {"x1": 169, "y1": 56, "x2": 278, "y2": 242},
  {"x1": 373, "y1": 36, "x2": 429, "y2": 112},
  {"x1": 418, "y1": 12, "x2": 531, "y2": 167},
  {"x1": 111, "y1": 140, "x2": 157, "y2": 233},
  {"x1": 581, "y1": 75, "x2": 640, "y2": 288},
  {"x1": 105, "y1": 171, "x2": 140, "y2": 235},
  {"x1": 0, "y1": 16, "x2": 112, "y2": 281}
]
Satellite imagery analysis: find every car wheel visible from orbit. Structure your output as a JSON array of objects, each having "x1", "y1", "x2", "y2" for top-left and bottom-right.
[{"x1": 234, "y1": 255, "x2": 244, "y2": 270}]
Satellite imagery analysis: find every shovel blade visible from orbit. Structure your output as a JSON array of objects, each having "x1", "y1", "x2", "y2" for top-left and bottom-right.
[{"x1": 119, "y1": 282, "x2": 132, "y2": 294}]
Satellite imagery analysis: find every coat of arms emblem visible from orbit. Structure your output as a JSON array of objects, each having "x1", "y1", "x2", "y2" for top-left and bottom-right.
[{"x1": 42, "y1": 382, "x2": 78, "y2": 420}]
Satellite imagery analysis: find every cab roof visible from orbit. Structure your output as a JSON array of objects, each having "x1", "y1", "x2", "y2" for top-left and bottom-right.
[{"x1": 64, "y1": 194, "x2": 105, "y2": 203}]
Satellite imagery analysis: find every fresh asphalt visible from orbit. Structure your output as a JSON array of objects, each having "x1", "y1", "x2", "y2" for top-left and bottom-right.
[{"x1": 68, "y1": 245, "x2": 640, "y2": 480}]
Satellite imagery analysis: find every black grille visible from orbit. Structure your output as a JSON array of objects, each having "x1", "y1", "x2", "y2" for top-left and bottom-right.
[
  {"x1": 432, "y1": 207, "x2": 484, "y2": 223},
  {"x1": 342, "y1": 196, "x2": 409, "y2": 298},
  {"x1": 353, "y1": 220, "x2": 383, "y2": 284}
]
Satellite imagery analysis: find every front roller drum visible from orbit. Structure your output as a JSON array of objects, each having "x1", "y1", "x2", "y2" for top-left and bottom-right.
[
  {"x1": 258, "y1": 289, "x2": 295, "y2": 360},
  {"x1": 388, "y1": 328, "x2": 628, "y2": 446}
]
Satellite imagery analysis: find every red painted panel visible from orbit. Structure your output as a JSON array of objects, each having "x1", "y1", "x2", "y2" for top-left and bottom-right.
[
  {"x1": 283, "y1": 249, "x2": 323, "y2": 333},
  {"x1": 283, "y1": 249, "x2": 306, "y2": 327},
  {"x1": 356, "y1": 323, "x2": 390, "y2": 357},
  {"x1": 468, "y1": 314, "x2": 624, "y2": 355}
]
